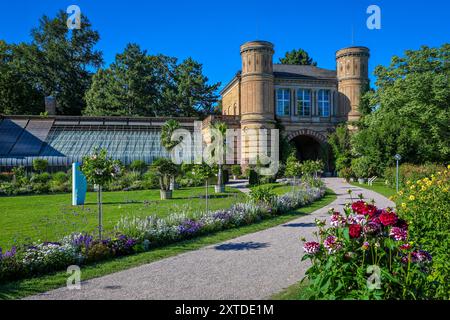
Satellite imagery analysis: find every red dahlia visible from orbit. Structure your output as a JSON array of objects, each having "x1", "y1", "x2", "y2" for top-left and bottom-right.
[
  {"x1": 349, "y1": 224, "x2": 362, "y2": 238},
  {"x1": 379, "y1": 210, "x2": 398, "y2": 226}
]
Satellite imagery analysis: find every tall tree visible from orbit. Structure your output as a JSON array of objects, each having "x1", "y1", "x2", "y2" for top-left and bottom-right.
[
  {"x1": 0, "y1": 41, "x2": 43, "y2": 114},
  {"x1": 24, "y1": 10, "x2": 103, "y2": 115},
  {"x1": 85, "y1": 44, "x2": 174, "y2": 116},
  {"x1": 353, "y1": 44, "x2": 450, "y2": 170},
  {"x1": 279, "y1": 49, "x2": 317, "y2": 66}
]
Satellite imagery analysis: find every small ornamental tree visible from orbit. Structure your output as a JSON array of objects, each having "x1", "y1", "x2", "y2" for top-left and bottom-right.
[
  {"x1": 231, "y1": 165, "x2": 242, "y2": 179},
  {"x1": 192, "y1": 163, "x2": 215, "y2": 212},
  {"x1": 161, "y1": 119, "x2": 182, "y2": 189},
  {"x1": 285, "y1": 151, "x2": 302, "y2": 191},
  {"x1": 151, "y1": 158, "x2": 178, "y2": 199},
  {"x1": 81, "y1": 148, "x2": 122, "y2": 239}
]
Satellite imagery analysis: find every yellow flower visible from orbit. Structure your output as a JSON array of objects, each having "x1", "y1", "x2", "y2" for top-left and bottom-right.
[
  {"x1": 406, "y1": 180, "x2": 411, "y2": 185},
  {"x1": 447, "y1": 164, "x2": 450, "y2": 170},
  {"x1": 401, "y1": 203, "x2": 407, "y2": 209},
  {"x1": 421, "y1": 186, "x2": 427, "y2": 192},
  {"x1": 398, "y1": 191, "x2": 404, "y2": 196},
  {"x1": 410, "y1": 185, "x2": 416, "y2": 190},
  {"x1": 409, "y1": 195, "x2": 415, "y2": 201}
]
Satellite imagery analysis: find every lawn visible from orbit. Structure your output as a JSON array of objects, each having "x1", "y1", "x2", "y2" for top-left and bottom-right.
[
  {"x1": 0, "y1": 189, "x2": 337, "y2": 300},
  {"x1": 350, "y1": 180, "x2": 396, "y2": 198},
  {"x1": 0, "y1": 186, "x2": 245, "y2": 249}
]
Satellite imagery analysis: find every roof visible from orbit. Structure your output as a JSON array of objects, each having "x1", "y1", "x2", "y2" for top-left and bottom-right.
[
  {"x1": 273, "y1": 64, "x2": 336, "y2": 80},
  {"x1": 0, "y1": 115, "x2": 198, "y2": 167}
]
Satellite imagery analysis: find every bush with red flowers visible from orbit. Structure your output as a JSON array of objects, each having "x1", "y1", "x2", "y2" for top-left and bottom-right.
[{"x1": 301, "y1": 194, "x2": 433, "y2": 300}]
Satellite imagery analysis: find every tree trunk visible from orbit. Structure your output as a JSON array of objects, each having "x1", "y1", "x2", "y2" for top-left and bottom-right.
[{"x1": 97, "y1": 185, "x2": 103, "y2": 240}]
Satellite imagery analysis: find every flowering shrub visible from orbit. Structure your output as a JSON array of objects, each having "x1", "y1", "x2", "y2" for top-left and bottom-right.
[
  {"x1": 394, "y1": 166, "x2": 449, "y2": 299},
  {"x1": 0, "y1": 181, "x2": 325, "y2": 284},
  {"x1": 301, "y1": 197, "x2": 433, "y2": 300}
]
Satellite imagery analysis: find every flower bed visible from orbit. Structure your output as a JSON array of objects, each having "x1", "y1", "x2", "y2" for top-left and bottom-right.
[
  {"x1": 301, "y1": 196, "x2": 434, "y2": 300},
  {"x1": 0, "y1": 182, "x2": 325, "y2": 284}
]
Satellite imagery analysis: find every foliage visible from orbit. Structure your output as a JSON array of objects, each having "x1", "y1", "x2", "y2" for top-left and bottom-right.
[
  {"x1": 129, "y1": 160, "x2": 147, "y2": 173},
  {"x1": 353, "y1": 44, "x2": 450, "y2": 170},
  {"x1": 285, "y1": 151, "x2": 302, "y2": 178},
  {"x1": 32, "y1": 159, "x2": 48, "y2": 173},
  {"x1": 249, "y1": 185, "x2": 277, "y2": 205},
  {"x1": 161, "y1": 119, "x2": 182, "y2": 151},
  {"x1": 338, "y1": 167, "x2": 354, "y2": 182},
  {"x1": 84, "y1": 44, "x2": 220, "y2": 117},
  {"x1": 394, "y1": 167, "x2": 450, "y2": 299},
  {"x1": 279, "y1": 49, "x2": 317, "y2": 66},
  {"x1": 328, "y1": 124, "x2": 352, "y2": 173},
  {"x1": 191, "y1": 163, "x2": 215, "y2": 182},
  {"x1": 150, "y1": 158, "x2": 178, "y2": 191},
  {"x1": 301, "y1": 160, "x2": 324, "y2": 177},
  {"x1": 80, "y1": 148, "x2": 122, "y2": 187},
  {"x1": 351, "y1": 157, "x2": 375, "y2": 179},
  {"x1": 248, "y1": 169, "x2": 259, "y2": 186},
  {"x1": 384, "y1": 163, "x2": 446, "y2": 189},
  {"x1": 302, "y1": 198, "x2": 433, "y2": 299},
  {"x1": 231, "y1": 165, "x2": 242, "y2": 177}
]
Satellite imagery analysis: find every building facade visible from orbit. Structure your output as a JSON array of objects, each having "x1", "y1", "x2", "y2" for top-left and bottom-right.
[{"x1": 220, "y1": 40, "x2": 370, "y2": 166}]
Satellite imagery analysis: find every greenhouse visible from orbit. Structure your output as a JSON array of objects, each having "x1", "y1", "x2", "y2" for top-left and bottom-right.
[{"x1": 0, "y1": 115, "x2": 197, "y2": 171}]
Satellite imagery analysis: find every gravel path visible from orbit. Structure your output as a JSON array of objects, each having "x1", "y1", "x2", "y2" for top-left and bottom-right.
[{"x1": 26, "y1": 178, "x2": 394, "y2": 300}]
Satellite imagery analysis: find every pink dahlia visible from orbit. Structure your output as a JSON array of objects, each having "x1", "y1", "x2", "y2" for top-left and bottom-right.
[
  {"x1": 390, "y1": 227, "x2": 408, "y2": 241},
  {"x1": 363, "y1": 221, "x2": 381, "y2": 235},
  {"x1": 323, "y1": 236, "x2": 343, "y2": 254},
  {"x1": 330, "y1": 212, "x2": 346, "y2": 227},
  {"x1": 303, "y1": 241, "x2": 320, "y2": 254}
]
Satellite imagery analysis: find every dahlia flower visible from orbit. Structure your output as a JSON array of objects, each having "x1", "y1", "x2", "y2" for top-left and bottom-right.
[
  {"x1": 390, "y1": 227, "x2": 408, "y2": 241},
  {"x1": 323, "y1": 236, "x2": 342, "y2": 254},
  {"x1": 303, "y1": 241, "x2": 320, "y2": 254}
]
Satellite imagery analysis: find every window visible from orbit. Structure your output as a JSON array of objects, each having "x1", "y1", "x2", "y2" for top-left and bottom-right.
[
  {"x1": 318, "y1": 89, "x2": 330, "y2": 117},
  {"x1": 296, "y1": 89, "x2": 311, "y2": 116},
  {"x1": 276, "y1": 89, "x2": 290, "y2": 116}
]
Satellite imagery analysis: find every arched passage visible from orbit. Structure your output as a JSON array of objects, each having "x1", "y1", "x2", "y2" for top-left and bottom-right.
[{"x1": 287, "y1": 129, "x2": 332, "y2": 172}]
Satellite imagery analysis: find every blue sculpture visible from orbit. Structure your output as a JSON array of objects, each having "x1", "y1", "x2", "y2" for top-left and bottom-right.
[{"x1": 72, "y1": 162, "x2": 87, "y2": 206}]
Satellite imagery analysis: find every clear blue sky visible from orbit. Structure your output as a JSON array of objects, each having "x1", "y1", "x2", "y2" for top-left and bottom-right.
[{"x1": 1, "y1": 0, "x2": 448, "y2": 90}]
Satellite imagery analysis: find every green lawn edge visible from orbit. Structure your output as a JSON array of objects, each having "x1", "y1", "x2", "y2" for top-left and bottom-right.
[
  {"x1": 0, "y1": 189, "x2": 337, "y2": 300},
  {"x1": 349, "y1": 181, "x2": 396, "y2": 198}
]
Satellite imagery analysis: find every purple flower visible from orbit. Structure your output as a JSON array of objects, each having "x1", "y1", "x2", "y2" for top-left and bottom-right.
[
  {"x1": 363, "y1": 221, "x2": 381, "y2": 235},
  {"x1": 178, "y1": 219, "x2": 203, "y2": 235},
  {"x1": 412, "y1": 250, "x2": 432, "y2": 263},
  {"x1": 3, "y1": 246, "x2": 16, "y2": 258},
  {"x1": 73, "y1": 234, "x2": 94, "y2": 249},
  {"x1": 303, "y1": 241, "x2": 320, "y2": 254},
  {"x1": 390, "y1": 227, "x2": 408, "y2": 241}
]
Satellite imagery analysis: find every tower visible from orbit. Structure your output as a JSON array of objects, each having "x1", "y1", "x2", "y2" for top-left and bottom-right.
[
  {"x1": 336, "y1": 46, "x2": 370, "y2": 122},
  {"x1": 239, "y1": 41, "x2": 276, "y2": 165}
]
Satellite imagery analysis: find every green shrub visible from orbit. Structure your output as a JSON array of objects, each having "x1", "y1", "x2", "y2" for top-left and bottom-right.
[
  {"x1": 395, "y1": 168, "x2": 450, "y2": 299},
  {"x1": 338, "y1": 167, "x2": 354, "y2": 182},
  {"x1": 249, "y1": 185, "x2": 276, "y2": 205},
  {"x1": 32, "y1": 159, "x2": 48, "y2": 172},
  {"x1": 30, "y1": 172, "x2": 51, "y2": 184},
  {"x1": 142, "y1": 169, "x2": 160, "y2": 189},
  {"x1": 52, "y1": 171, "x2": 68, "y2": 184},
  {"x1": 351, "y1": 157, "x2": 375, "y2": 179},
  {"x1": 231, "y1": 165, "x2": 242, "y2": 178},
  {"x1": 129, "y1": 160, "x2": 147, "y2": 173},
  {"x1": 248, "y1": 169, "x2": 259, "y2": 186},
  {"x1": 384, "y1": 163, "x2": 445, "y2": 189}
]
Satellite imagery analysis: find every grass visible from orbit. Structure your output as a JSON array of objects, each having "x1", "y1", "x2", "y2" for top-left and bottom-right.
[
  {"x1": 271, "y1": 280, "x2": 311, "y2": 300},
  {"x1": 0, "y1": 186, "x2": 244, "y2": 249},
  {"x1": 0, "y1": 189, "x2": 337, "y2": 300},
  {"x1": 350, "y1": 180, "x2": 396, "y2": 198}
]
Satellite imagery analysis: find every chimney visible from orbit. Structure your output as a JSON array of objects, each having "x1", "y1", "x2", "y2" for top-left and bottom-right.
[{"x1": 44, "y1": 96, "x2": 57, "y2": 115}]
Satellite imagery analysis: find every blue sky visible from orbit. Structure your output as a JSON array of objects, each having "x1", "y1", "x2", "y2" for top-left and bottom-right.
[{"x1": 1, "y1": 0, "x2": 448, "y2": 90}]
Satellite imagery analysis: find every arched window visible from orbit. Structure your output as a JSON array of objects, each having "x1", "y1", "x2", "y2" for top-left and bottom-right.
[{"x1": 318, "y1": 90, "x2": 330, "y2": 117}]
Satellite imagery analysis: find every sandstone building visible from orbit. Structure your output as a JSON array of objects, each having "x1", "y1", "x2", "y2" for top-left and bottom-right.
[{"x1": 219, "y1": 40, "x2": 370, "y2": 168}]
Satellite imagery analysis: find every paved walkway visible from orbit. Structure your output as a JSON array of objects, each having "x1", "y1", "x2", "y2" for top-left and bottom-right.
[{"x1": 27, "y1": 178, "x2": 394, "y2": 300}]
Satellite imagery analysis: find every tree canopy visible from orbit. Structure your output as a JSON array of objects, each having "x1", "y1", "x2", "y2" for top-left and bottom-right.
[
  {"x1": 352, "y1": 44, "x2": 450, "y2": 171},
  {"x1": 84, "y1": 44, "x2": 220, "y2": 117},
  {"x1": 279, "y1": 49, "x2": 317, "y2": 66}
]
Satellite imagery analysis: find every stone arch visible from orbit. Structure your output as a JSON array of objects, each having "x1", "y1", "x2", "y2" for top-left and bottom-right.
[{"x1": 286, "y1": 129, "x2": 327, "y2": 144}]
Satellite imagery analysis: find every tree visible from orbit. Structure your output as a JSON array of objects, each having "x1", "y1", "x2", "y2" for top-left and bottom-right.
[
  {"x1": 151, "y1": 158, "x2": 178, "y2": 199},
  {"x1": 32, "y1": 159, "x2": 48, "y2": 173},
  {"x1": 328, "y1": 124, "x2": 353, "y2": 173},
  {"x1": 192, "y1": 163, "x2": 215, "y2": 212},
  {"x1": 279, "y1": 49, "x2": 317, "y2": 66},
  {"x1": 163, "y1": 58, "x2": 221, "y2": 116},
  {"x1": 0, "y1": 41, "x2": 43, "y2": 115},
  {"x1": 353, "y1": 44, "x2": 450, "y2": 171},
  {"x1": 85, "y1": 44, "x2": 174, "y2": 116},
  {"x1": 81, "y1": 149, "x2": 122, "y2": 239},
  {"x1": 209, "y1": 121, "x2": 227, "y2": 193},
  {"x1": 24, "y1": 10, "x2": 103, "y2": 115},
  {"x1": 161, "y1": 119, "x2": 182, "y2": 152},
  {"x1": 85, "y1": 47, "x2": 220, "y2": 117}
]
